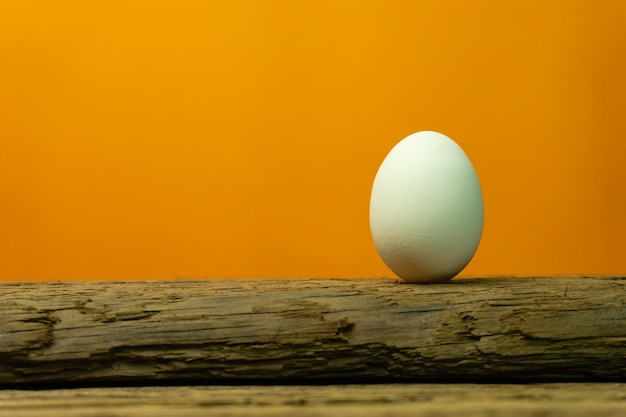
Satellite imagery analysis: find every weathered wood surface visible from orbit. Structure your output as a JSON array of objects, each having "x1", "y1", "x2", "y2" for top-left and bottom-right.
[
  {"x1": 2, "y1": 383, "x2": 626, "y2": 417},
  {"x1": 1, "y1": 277, "x2": 625, "y2": 386}
]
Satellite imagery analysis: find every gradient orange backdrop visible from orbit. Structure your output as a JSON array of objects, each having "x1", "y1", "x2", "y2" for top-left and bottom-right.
[{"x1": 1, "y1": 1, "x2": 625, "y2": 281}]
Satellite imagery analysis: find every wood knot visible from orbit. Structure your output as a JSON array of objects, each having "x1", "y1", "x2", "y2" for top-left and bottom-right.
[{"x1": 336, "y1": 317, "x2": 355, "y2": 334}]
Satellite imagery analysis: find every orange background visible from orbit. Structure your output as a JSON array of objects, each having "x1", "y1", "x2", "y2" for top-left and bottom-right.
[{"x1": 1, "y1": 1, "x2": 625, "y2": 281}]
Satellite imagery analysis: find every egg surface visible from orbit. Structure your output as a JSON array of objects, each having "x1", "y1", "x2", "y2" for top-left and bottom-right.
[{"x1": 369, "y1": 131, "x2": 483, "y2": 283}]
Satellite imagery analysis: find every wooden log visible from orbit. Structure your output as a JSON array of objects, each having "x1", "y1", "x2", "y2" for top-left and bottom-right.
[{"x1": 1, "y1": 277, "x2": 625, "y2": 386}]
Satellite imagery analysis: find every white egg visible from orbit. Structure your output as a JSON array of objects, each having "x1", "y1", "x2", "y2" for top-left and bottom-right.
[{"x1": 369, "y1": 131, "x2": 484, "y2": 283}]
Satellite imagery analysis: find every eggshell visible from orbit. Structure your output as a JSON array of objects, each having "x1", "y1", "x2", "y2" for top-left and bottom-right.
[{"x1": 369, "y1": 131, "x2": 483, "y2": 283}]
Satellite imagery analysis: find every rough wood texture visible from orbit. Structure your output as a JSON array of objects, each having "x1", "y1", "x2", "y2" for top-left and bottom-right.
[
  {"x1": 1, "y1": 277, "x2": 625, "y2": 386},
  {"x1": 2, "y1": 384, "x2": 626, "y2": 417}
]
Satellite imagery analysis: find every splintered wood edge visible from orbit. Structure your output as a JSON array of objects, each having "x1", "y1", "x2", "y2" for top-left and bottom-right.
[{"x1": 1, "y1": 276, "x2": 625, "y2": 386}]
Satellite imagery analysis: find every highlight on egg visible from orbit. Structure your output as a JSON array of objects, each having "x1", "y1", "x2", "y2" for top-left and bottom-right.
[{"x1": 369, "y1": 131, "x2": 484, "y2": 283}]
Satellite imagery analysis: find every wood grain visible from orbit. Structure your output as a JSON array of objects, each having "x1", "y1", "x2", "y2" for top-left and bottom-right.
[
  {"x1": 2, "y1": 383, "x2": 626, "y2": 417},
  {"x1": 1, "y1": 277, "x2": 625, "y2": 386}
]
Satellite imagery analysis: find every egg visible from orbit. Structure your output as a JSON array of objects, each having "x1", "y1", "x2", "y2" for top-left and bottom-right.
[{"x1": 369, "y1": 131, "x2": 484, "y2": 283}]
